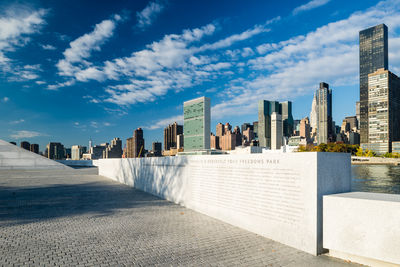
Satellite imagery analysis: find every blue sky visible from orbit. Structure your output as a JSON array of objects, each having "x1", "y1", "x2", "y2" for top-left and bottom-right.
[{"x1": 1, "y1": 0, "x2": 400, "y2": 151}]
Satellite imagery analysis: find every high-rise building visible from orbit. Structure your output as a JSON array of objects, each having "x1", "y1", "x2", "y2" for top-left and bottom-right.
[
  {"x1": 220, "y1": 130, "x2": 236, "y2": 151},
  {"x1": 216, "y1": 122, "x2": 225, "y2": 137},
  {"x1": 47, "y1": 142, "x2": 65, "y2": 160},
  {"x1": 210, "y1": 133, "x2": 220, "y2": 150},
  {"x1": 103, "y1": 138, "x2": 123, "y2": 158},
  {"x1": 310, "y1": 93, "x2": 318, "y2": 132},
  {"x1": 177, "y1": 134, "x2": 184, "y2": 149},
  {"x1": 71, "y1": 145, "x2": 87, "y2": 160},
  {"x1": 152, "y1": 142, "x2": 162, "y2": 157},
  {"x1": 271, "y1": 112, "x2": 282, "y2": 150},
  {"x1": 30, "y1": 144, "x2": 39, "y2": 154},
  {"x1": 300, "y1": 117, "x2": 311, "y2": 142},
  {"x1": 127, "y1": 128, "x2": 145, "y2": 158},
  {"x1": 163, "y1": 122, "x2": 183, "y2": 151},
  {"x1": 258, "y1": 100, "x2": 280, "y2": 148},
  {"x1": 356, "y1": 101, "x2": 360, "y2": 130},
  {"x1": 316, "y1": 82, "x2": 333, "y2": 144},
  {"x1": 233, "y1": 126, "x2": 242, "y2": 146},
  {"x1": 280, "y1": 101, "x2": 294, "y2": 137},
  {"x1": 20, "y1": 141, "x2": 30, "y2": 151},
  {"x1": 242, "y1": 127, "x2": 254, "y2": 146},
  {"x1": 241, "y1": 123, "x2": 253, "y2": 134},
  {"x1": 183, "y1": 96, "x2": 211, "y2": 151},
  {"x1": 362, "y1": 68, "x2": 400, "y2": 154},
  {"x1": 253, "y1": 121, "x2": 258, "y2": 139},
  {"x1": 359, "y1": 24, "x2": 388, "y2": 143}
]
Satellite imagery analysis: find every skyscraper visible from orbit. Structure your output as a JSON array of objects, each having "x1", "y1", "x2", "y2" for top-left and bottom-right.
[
  {"x1": 363, "y1": 68, "x2": 400, "y2": 154},
  {"x1": 127, "y1": 128, "x2": 145, "y2": 158},
  {"x1": 47, "y1": 142, "x2": 65, "y2": 160},
  {"x1": 258, "y1": 100, "x2": 280, "y2": 148},
  {"x1": 316, "y1": 82, "x2": 333, "y2": 144},
  {"x1": 271, "y1": 112, "x2": 282, "y2": 150},
  {"x1": 280, "y1": 101, "x2": 294, "y2": 137},
  {"x1": 163, "y1": 122, "x2": 183, "y2": 151},
  {"x1": 359, "y1": 24, "x2": 388, "y2": 143},
  {"x1": 152, "y1": 142, "x2": 162, "y2": 157},
  {"x1": 183, "y1": 96, "x2": 211, "y2": 151},
  {"x1": 310, "y1": 93, "x2": 318, "y2": 131},
  {"x1": 20, "y1": 141, "x2": 30, "y2": 151},
  {"x1": 104, "y1": 138, "x2": 123, "y2": 158},
  {"x1": 30, "y1": 144, "x2": 39, "y2": 154},
  {"x1": 216, "y1": 122, "x2": 225, "y2": 137}
]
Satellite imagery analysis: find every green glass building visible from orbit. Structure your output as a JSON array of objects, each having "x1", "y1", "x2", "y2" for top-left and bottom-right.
[{"x1": 183, "y1": 96, "x2": 210, "y2": 151}]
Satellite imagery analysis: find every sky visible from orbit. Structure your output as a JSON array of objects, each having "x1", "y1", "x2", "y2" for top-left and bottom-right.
[{"x1": 1, "y1": 0, "x2": 400, "y2": 151}]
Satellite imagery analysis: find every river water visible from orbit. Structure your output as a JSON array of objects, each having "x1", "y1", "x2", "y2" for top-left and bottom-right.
[{"x1": 352, "y1": 165, "x2": 400, "y2": 194}]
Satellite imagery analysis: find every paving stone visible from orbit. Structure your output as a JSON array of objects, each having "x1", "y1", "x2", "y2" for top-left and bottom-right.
[{"x1": 0, "y1": 168, "x2": 358, "y2": 266}]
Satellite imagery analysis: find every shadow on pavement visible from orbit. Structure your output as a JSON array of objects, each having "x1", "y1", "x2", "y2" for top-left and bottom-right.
[{"x1": 0, "y1": 179, "x2": 170, "y2": 227}]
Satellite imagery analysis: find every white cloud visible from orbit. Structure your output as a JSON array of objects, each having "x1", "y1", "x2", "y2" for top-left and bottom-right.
[
  {"x1": 47, "y1": 79, "x2": 75, "y2": 90},
  {"x1": 35, "y1": 80, "x2": 46, "y2": 85},
  {"x1": 211, "y1": 0, "x2": 400, "y2": 119},
  {"x1": 10, "y1": 130, "x2": 45, "y2": 139},
  {"x1": 2, "y1": 97, "x2": 9, "y2": 102},
  {"x1": 41, "y1": 44, "x2": 56, "y2": 50},
  {"x1": 292, "y1": 0, "x2": 331, "y2": 15},
  {"x1": 10, "y1": 119, "x2": 24, "y2": 124},
  {"x1": 136, "y1": 0, "x2": 165, "y2": 30},
  {"x1": 143, "y1": 114, "x2": 183, "y2": 130},
  {"x1": 55, "y1": 15, "x2": 122, "y2": 84},
  {"x1": 0, "y1": 6, "x2": 47, "y2": 80}
]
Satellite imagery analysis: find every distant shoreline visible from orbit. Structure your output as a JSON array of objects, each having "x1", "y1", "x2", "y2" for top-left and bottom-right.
[{"x1": 351, "y1": 156, "x2": 400, "y2": 166}]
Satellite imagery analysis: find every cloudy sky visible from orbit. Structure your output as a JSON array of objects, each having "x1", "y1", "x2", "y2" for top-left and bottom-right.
[{"x1": 1, "y1": 0, "x2": 400, "y2": 150}]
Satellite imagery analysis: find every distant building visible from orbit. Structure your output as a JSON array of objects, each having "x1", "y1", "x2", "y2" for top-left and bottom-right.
[
  {"x1": 177, "y1": 134, "x2": 184, "y2": 149},
  {"x1": 356, "y1": 101, "x2": 360, "y2": 130},
  {"x1": 271, "y1": 112, "x2": 282, "y2": 150},
  {"x1": 183, "y1": 96, "x2": 211, "y2": 151},
  {"x1": 300, "y1": 117, "x2": 311, "y2": 143},
  {"x1": 71, "y1": 145, "x2": 87, "y2": 160},
  {"x1": 258, "y1": 100, "x2": 280, "y2": 148},
  {"x1": 220, "y1": 130, "x2": 236, "y2": 151},
  {"x1": 103, "y1": 138, "x2": 123, "y2": 158},
  {"x1": 30, "y1": 144, "x2": 39, "y2": 154},
  {"x1": 316, "y1": 82, "x2": 334, "y2": 144},
  {"x1": 47, "y1": 142, "x2": 65, "y2": 160},
  {"x1": 253, "y1": 121, "x2": 258, "y2": 139},
  {"x1": 241, "y1": 123, "x2": 253, "y2": 134},
  {"x1": 152, "y1": 142, "x2": 162, "y2": 157},
  {"x1": 242, "y1": 127, "x2": 254, "y2": 146},
  {"x1": 216, "y1": 122, "x2": 225, "y2": 137},
  {"x1": 210, "y1": 133, "x2": 220, "y2": 150},
  {"x1": 20, "y1": 141, "x2": 30, "y2": 151},
  {"x1": 280, "y1": 101, "x2": 294, "y2": 137},
  {"x1": 258, "y1": 100, "x2": 293, "y2": 148},
  {"x1": 233, "y1": 126, "x2": 242, "y2": 146},
  {"x1": 127, "y1": 128, "x2": 145, "y2": 158},
  {"x1": 361, "y1": 68, "x2": 400, "y2": 154},
  {"x1": 359, "y1": 24, "x2": 388, "y2": 144},
  {"x1": 310, "y1": 93, "x2": 318, "y2": 132},
  {"x1": 163, "y1": 122, "x2": 183, "y2": 151}
]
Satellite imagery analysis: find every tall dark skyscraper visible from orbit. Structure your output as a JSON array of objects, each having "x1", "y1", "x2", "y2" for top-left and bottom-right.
[
  {"x1": 20, "y1": 141, "x2": 30, "y2": 151},
  {"x1": 163, "y1": 122, "x2": 183, "y2": 151},
  {"x1": 359, "y1": 24, "x2": 388, "y2": 143},
  {"x1": 316, "y1": 82, "x2": 333, "y2": 144}
]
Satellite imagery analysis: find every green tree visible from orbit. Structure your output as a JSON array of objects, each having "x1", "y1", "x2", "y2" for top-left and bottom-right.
[{"x1": 355, "y1": 147, "x2": 363, "y2": 156}]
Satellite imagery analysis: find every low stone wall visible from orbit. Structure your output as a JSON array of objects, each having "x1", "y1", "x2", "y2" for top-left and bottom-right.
[
  {"x1": 323, "y1": 192, "x2": 400, "y2": 266},
  {"x1": 98, "y1": 152, "x2": 351, "y2": 255}
]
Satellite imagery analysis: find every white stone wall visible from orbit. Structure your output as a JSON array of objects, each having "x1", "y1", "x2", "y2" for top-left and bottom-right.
[
  {"x1": 324, "y1": 192, "x2": 400, "y2": 265},
  {"x1": 97, "y1": 152, "x2": 351, "y2": 255},
  {"x1": 0, "y1": 139, "x2": 70, "y2": 170}
]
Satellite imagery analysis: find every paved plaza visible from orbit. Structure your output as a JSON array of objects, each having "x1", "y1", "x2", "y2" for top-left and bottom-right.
[{"x1": 0, "y1": 168, "x2": 357, "y2": 266}]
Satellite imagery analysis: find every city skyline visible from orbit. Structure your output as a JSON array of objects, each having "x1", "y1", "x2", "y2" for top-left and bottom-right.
[{"x1": 2, "y1": 1, "x2": 400, "y2": 150}]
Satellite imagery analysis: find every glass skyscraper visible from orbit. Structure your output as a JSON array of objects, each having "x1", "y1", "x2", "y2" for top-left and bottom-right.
[
  {"x1": 316, "y1": 82, "x2": 333, "y2": 144},
  {"x1": 183, "y1": 96, "x2": 211, "y2": 151},
  {"x1": 359, "y1": 24, "x2": 388, "y2": 144}
]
